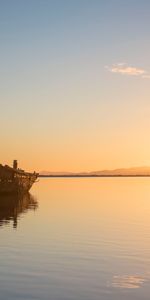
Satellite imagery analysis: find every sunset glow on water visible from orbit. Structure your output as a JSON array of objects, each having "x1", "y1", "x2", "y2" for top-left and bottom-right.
[{"x1": 0, "y1": 178, "x2": 150, "y2": 299}]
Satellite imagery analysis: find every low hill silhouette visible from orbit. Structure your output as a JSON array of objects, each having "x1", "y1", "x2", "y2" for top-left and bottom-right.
[{"x1": 40, "y1": 166, "x2": 150, "y2": 176}]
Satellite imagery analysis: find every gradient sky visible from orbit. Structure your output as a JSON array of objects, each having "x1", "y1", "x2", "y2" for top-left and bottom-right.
[{"x1": 1, "y1": 0, "x2": 150, "y2": 172}]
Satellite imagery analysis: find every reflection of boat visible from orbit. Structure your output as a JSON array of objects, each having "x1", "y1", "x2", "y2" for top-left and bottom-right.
[
  {"x1": 0, "y1": 192, "x2": 38, "y2": 228},
  {"x1": 0, "y1": 160, "x2": 39, "y2": 193}
]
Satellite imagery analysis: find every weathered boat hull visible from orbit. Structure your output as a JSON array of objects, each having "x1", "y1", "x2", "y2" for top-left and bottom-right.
[
  {"x1": 0, "y1": 162, "x2": 38, "y2": 194},
  {"x1": 0, "y1": 176, "x2": 37, "y2": 193}
]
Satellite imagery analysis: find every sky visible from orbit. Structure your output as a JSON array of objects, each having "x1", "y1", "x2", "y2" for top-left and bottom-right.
[{"x1": 1, "y1": 0, "x2": 150, "y2": 172}]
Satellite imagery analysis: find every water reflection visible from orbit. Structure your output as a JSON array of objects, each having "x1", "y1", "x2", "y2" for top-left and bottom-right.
[
  {"x1": 0, "y1": 193, "x2": 38, "y2": 228},
  {"x1": 112, "y1": 274, "x2": 148, "y2": 289}
]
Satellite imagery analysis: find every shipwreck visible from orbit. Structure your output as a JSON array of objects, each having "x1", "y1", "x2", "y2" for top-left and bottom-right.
[{"x1": 0, "y1": 160, "x2": 38, "y2": 193}]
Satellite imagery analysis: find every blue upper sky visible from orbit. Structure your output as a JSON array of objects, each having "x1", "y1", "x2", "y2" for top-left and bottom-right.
[{"x1": 1, "y1": 0, "x2": 150, "y2": 171}]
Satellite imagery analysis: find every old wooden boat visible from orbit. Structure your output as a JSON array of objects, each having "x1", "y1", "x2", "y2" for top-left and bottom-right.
[{"x1": 0, "y1": 161, "x2": 39, "y2": 193}]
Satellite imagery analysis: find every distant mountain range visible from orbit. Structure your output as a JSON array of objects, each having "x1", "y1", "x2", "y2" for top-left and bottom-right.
[{"x1": 40, "y1": 167, "x2": 150, "y2": 176}]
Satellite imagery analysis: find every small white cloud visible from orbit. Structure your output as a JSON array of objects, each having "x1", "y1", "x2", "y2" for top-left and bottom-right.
[{"x1": 106, "y1": 63, "x2": 150, "y2": 79}]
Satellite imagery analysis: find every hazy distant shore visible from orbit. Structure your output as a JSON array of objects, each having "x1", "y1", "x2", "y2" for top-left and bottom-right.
[
  {"x1": 39, "y1": 174, "x2": 150, "y2": 178},
  {"x1": 39, "y1": 167, "x2": 150, "y2": 177}
]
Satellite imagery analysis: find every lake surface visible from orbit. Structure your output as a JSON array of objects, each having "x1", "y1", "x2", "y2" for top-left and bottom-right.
[{"x1": 0, "y1": 178, "x2": 150, "y2": 300}]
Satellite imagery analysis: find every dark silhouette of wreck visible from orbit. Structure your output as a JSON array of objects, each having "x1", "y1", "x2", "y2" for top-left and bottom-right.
[{"x1": 0, "y1": 160, "x2": 38, "y2": 193}]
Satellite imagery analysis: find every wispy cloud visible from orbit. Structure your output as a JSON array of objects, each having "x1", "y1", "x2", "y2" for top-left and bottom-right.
[{"x1": 105, "y1": 63, "x2": 150, "y2": 79}]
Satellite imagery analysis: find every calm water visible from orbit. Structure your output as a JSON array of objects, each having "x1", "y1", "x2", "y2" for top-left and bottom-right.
[{"x1": 0, "y1": 178, "x2": 150, "y2": 300}]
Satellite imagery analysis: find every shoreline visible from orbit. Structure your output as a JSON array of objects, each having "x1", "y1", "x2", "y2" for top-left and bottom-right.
[{"x1": 39, "y1": 174, "x2": 150, "y2": 178}]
